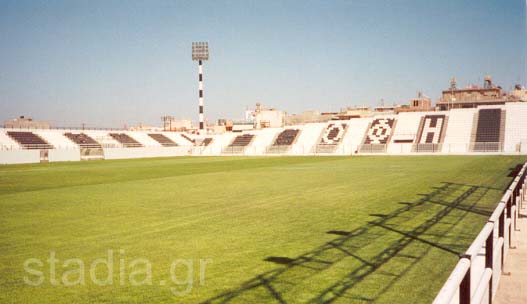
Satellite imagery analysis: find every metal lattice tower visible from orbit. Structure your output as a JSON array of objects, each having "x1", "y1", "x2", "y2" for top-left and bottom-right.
[{"x1": 192, "y1": 42, "x2": 209, "y2": 131}]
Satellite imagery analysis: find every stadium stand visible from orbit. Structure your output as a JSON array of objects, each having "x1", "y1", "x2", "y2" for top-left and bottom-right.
[
  {"x1": 413, "y1": 114, "x2": 448, "y2": 152},
  {"x1": 82, "y1": 131, "x2": 122, "y2": 148},
  {"x1": 341, "y1": 118, "x2": 370, "y2": 155},
  {"x1": 387, "y1": 112, "x2": 421, "y2": 154},
  {"x1": 267, "y1": 129, "x2": 301, "y2": 154},
  {"x1": 123, "y1": 132, "x2": 161, "y2": 147},
  {"x1": 189, "y1": 137, "x2": 215, "y2": 155},
  {"x1": 274, "y1": 129, "x2": 301, "y2": 146},
  {"x1": 360, "y1": 117, "x2": 396, "y2": 153},
  {"x1": 6, "y1": 131, "x2": 54, "y2": 149},
  {"x1": 0, "y1": 130, "x2": 21, "y2": 150},
  {"x1": 6, "y1": 103, "x2": 527, "y2": 164},
  {"x1": 223, "y1": 134, "x2": 254, "y2": 154},
  {"x1": 198, "y1": 133, "x2": 236, "y2": 155},
  {"x1": 312, "y1": 122, "x2": 348, "y2": 153},
  {"x1": 201, "y1": 138, "x2": 213, "y2": 146},
  {"x1": 148, "y1": 133, "x2": 178, "y2": 147},
  {"x1": 249, "y1": 128, "x2": 282, "y2": 155},
  {"x1": 158, "y1": 132, "x2": 195, "y2": 146},
  {"x1": 442, "y1": 108, "x2": 476, "y2": 153},
  {"x1": 109, "y1": 133, "x2": 143, "y2": 147},
  {"x1": 471, "y1": 108, "x2": 505, "y2": 152},
  {"x1": 504, "y1": 103, "x2": 527, "y2": 152},
  {"x1": 36, "y1": 130, "x2": 78, "y2": 149},
  {"x1": 63, "y1": 132, "x2": 104, "y2": 160},
  {"x1": 64, "y1": 133, "x2": 102, "y2": 148},
  {"x1": 195, "y1": 137, "x2": 213, "y2": 146},
  {"x1": 180, "y1": 134, "x2": 195, "y2": 144},
  {"x1": 291, "y1": 123, "x2": 325, "y2": 155}
]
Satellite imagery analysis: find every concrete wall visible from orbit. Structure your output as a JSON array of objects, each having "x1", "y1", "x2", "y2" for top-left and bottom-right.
[
  {"x1": 103, "y1": 147, "x2": 191, "y2": 160},
  {"x1": 48, "y1": 149, "x2": 81, "y2": 162},
  {"x1": 0, "y1": 150, "x2": 40, "y2": 165}
]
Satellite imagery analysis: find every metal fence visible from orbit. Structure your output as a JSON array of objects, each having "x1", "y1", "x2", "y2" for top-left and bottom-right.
[{"x1": 433, "y1": 162, "x2": 527, "y2": 304}]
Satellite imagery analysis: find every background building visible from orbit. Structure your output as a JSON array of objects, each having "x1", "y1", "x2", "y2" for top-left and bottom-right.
[
  {"x1": 248, "y1": 103, "x2": 284, "y2": 129},
  {"x1": 396, "y1": 92, "x2": 433, "y2": 113},
  {"x1": 509, "y1": 84, "x2": 527, "y2": 102},
  {"x1": 436, "y1": 76, "x2": 511, "y2": 110},
  {"x1": 161, "y1": 116, "x2": 192, "y2": 131},
  {"x1": 4, "y1": 116, "x2": 50, "y2": 129}
]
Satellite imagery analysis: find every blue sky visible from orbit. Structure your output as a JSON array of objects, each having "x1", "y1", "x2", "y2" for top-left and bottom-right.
[{"x1": 0, "y1": 0, "x2": 526, "y2": 128}]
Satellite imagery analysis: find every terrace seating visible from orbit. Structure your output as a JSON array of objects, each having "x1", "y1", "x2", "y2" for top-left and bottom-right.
[
  {"x1": 359, "y1": 118, "x2": 395, "y2": 153},
  {"x1": 191, "y1": 137, "x2": 213, "y2": 148},
  {"x1": 312, "y1": 123, "x2": 348, "y2": 153},
  {"x1": 320, "y1": 124, "x2": 347, "y2": 145},
  {"x1": 222, "y1": 134, "x2": 254, "y2": 154},
  {"x1": 180, "y1": 134, "x2": 195, "y2": 144},
  {"x1": 274, "y1": 129, "x2": 300, "y2": 146},
  {"x1": 472, "y1": 108, "x2": 504, "y2": 152},
  {"x1": 7, "y1": 131, "x2": 54, "y2": 149},
  {"x1": 385, "y1": 113, "x2": 421, "y2": 154},
  {"x1": 199, "y1": 138, "x2": 213, "y2": 147},
  {"x1": 148, "y1": 133, "x2": 178, "y2": 147},
  {"x1": 64, "y1": 132, "x2": 102, "y2": 148},
  {"x1": 109, "y1": 133, "x2": 143, "y2": 147},
  {"x1": 504, "y1": 103, "x2": 527, "y2": 152},
  {"x1": 413, "y1": 115, "x2": 447, "y2": 152},
  {"x1": 230, "y1": 134, "x2": 254, "y2": 146},
  {"x1": 442, "y1": 109, "x2": 476, "y2": 153},
  {"x1": 267, "y1": 129, "x2": 300, "y2": 153},
  {"x1": 364, "y1": 119, "x2": 395, "y2": 144}
]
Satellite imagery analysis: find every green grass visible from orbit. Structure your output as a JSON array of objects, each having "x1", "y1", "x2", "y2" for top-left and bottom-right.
[{"x1": 1, "y1": 155, "x2": 525, "y2": 303}]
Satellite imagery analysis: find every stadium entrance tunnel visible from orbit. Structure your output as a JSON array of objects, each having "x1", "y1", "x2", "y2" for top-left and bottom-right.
[{"x1": 202, "y1": 182, "x2": 502, "y2": 304}]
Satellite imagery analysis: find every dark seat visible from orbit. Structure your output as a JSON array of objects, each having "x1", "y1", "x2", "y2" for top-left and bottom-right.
[
  {"x1": 109, "y1": 133, "x2": 143, "y2": 147},
  {"x1": 199, "y1": 138, "x2": 213, "y2": 147},
  {"x1": 64, "y1": 133, "x2": 101, "y2": 148},
  {"x1": 148, "y1": 133, "x2": 178, "y2": 147},
  {"x1": 473, "y1": 108, "x2": 502, "y2": 152},
  {"x1": 229, "y1": 134, "x2": 254, "y2": 147},
  {"x1": 320, "y1": 123, "x2": 348, "y2": 145},
  {"x1": 7, "y1": 131, "x2": 54, "y2": 149},
  {"x1": 475, "y1": 109, "x2": 501, "y2": 143},
  {"x1": 273, "y1": 129, "x2": 300, "y2": 146},
  {"x1": 180, "y1": 134, "x2": 195, "y2": 144}
]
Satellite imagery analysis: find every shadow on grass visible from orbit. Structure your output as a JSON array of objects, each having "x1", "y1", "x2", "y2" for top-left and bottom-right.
[
  {"x1": 508, "y1": 164, "x2": 524, "y2": 177},
  {"x1": 202, "y1": 182, "x2": 501, "y2": 304}
]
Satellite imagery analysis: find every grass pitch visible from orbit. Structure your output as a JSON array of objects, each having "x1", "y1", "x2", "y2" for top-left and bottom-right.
[{"x1": 1, "y1": 155, "x2": 525, "y2": 303}]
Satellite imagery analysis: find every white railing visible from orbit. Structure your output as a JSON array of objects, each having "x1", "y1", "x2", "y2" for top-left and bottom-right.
[
  {"x1": 433, "y1": 162, "x2": 526, "y2": 304},
  {"x1": 2, "y1": 143, "x2": 527, "y2": 154}
]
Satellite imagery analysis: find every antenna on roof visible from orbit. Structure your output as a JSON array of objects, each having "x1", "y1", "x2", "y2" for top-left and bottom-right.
[
  {"x1": 484, "y1": 75, "x2": 492, "y2": 89},
  {"x1": 450, "y1": 77, "x2": 457, "y2": 90}
]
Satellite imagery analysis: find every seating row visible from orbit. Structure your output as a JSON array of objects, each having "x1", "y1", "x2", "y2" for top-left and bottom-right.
[{"x1": 2, "y1": 104, "x2": 526, "y2": 157}]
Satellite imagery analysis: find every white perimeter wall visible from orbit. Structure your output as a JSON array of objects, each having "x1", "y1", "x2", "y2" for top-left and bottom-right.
[
  {"x1": 0, "y1": 150, "x2": 40, "y2": 165},
  {"x1": 48, "y1": 149, "x2": 81, "y2": 162},
  {"x1": 104, "y1": 147, "x2": 191, "y2": 160}
]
